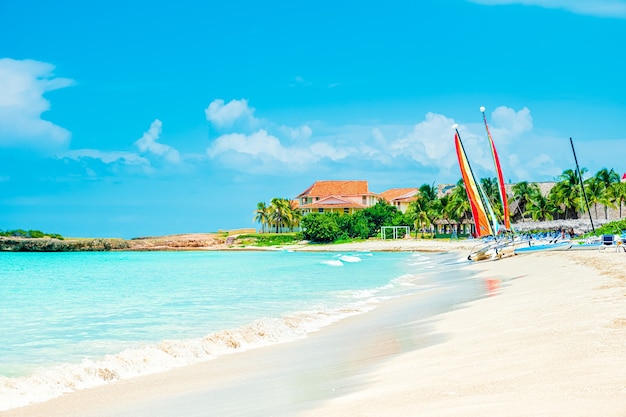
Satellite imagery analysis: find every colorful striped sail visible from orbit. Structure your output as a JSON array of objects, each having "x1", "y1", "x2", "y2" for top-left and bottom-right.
[
  {"x1": 454, "y1": 130, "x2": 494, "y2": 237},
  {"x1": 481, "y1": 108, "x2": 511, "y2": 230}
]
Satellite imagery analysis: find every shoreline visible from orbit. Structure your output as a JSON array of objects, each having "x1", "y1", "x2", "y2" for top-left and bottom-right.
[
  {"x1": 0, "y1": 234, "x2": 479, "y2": 253},
  {"x1": 2, "y1": 240, "x2": 625, "y2": 416}
]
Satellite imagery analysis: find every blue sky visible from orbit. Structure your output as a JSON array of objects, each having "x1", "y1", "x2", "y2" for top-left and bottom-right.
[{"x1": 1, "y1": 0, "x2": 625, "y2": 238}]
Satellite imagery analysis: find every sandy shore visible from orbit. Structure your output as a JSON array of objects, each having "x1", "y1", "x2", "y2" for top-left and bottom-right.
[
  {"x1": 297, "y1": 245, "x2": 626, "y2": 416},
  {"x1": 290, "y1": 237, "x2": 479, "y2": 253},
  {"x1": 2, "y1": 240, "x2": 625, "y2": 417}
]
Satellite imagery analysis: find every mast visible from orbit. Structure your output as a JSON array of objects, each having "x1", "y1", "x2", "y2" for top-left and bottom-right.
[
  {"x1": 480, "y1": 106, "x2": 511, "y2": 231},
  {"x1": 570, "y1": 137, "x2": 595, "y2": 233}
]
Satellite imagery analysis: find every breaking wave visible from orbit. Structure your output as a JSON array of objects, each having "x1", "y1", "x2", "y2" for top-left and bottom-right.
[{"x1": 0, "y1": 304, "x2": 373, "y2": 411}]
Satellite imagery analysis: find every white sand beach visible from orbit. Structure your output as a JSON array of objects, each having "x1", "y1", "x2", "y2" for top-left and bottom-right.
[
  {"x1": 299, "y1": 245, "x2": 626, "y2": 417},
  {"x1": 2, "y1": 239, "x2": 625, "y2": 417}
]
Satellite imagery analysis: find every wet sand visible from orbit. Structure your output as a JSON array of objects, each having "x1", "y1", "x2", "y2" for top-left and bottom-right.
[{"x1": 3, "y1": 240, "x2": 625, "y2": 417}]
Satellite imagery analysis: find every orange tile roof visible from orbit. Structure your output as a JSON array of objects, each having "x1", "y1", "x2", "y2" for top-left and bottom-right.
[
  {"x1": 379, "y1": 188, "x2": 418, "y2": 202},
  {"x1": 300, "y1": 195, "x2": 365, "y2": 209},
  {"x1": 297, "y1": 180, "x2": 371, "y2": 198}
]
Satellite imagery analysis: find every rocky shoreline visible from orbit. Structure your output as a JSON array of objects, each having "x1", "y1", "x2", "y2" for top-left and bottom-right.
[{"x1": 0, "y1": 234, "x2": 230, "y2": 252}]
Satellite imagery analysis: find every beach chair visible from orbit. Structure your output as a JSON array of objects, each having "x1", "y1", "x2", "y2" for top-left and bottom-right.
[
  {"x1": 601, "y1": 234, "x2": 614, "y2": 245},
  {"x1": 599, "y1": 234, "x2": 625, "y2": 252}
]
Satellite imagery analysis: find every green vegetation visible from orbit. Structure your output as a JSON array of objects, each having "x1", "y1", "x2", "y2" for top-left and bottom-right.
[
  {"x1": 519, "y1": 168, "x2": 626, "y2": 222},
  {"x1": 253, "y1": 198, "x2": 302, "y2": 233},
  {"x1": 0, "y1": 229, "x2": 64, "y2": 240},
  {"x1": 254, "y1": 167, "x2": 625, "y2": 244},
  {"x1": 237, "y1": 233, "x2": 302, "y2": 246},
  {"x1": 591, "y1": 219, "x2": 626, "y2": 236},
  {"x1": 300, "y1": 201, "x2": 410, "y2": 243}
]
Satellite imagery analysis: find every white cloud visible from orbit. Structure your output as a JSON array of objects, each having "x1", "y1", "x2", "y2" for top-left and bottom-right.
[
  {"x1": 207, "y1": 130, "x2": 281, "y2": 159},
  {"x1": 481, "y1": 106, "x2": 533, "y2": 151},
  {"x1": 205, "y1": 111, "x2": 484, "y2": 177},
  {"x1": 134, "y1": 119, "x2": 181, "y2": 163},
  {"x1": 468, "y1": 0, "x2": 626, "y2": 18},
  {"x1": 491, "y1": 106, "x2": 532, "y2": 136},
  {"x1": 57, "y1": 149, "x2": 153, "y2": 177},
  {"x1": 388, "y1": 112, "x2": 460, "y2": 170},
  {"x1": 310, "y1": 141, "x2": 350, "y2": 161},
  {"x1": 278, "y1": 124, "x2": 313, "y2": 141},
  {"x1": 53, "y1": 119, "x2": 182, "y2": 179},
  {"x1": 0, "y1": 58, "x2": 74, "y2": 148},
  {"x1": 60, "y1": 149, "x2": 150, "y2": 165},
  {"x1": 205, "y1": 99, "x2": 256, "y2": 129},
  {"x1": 508, "y1": 152, "x2": 562, "y2": 182},
  {"x1": 371, "y1": 128, "x2": 388, "y2": 148},
  {"x1": 206, "y1": 129, "x2": 350, "y2": 173}
]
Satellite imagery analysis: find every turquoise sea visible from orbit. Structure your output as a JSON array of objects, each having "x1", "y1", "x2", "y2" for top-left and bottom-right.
[{"x1": 0, "y1": 249, "x2": 482, "y2": 411}]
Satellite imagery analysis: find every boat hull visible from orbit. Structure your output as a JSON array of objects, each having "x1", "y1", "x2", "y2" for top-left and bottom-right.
[
  {"x1": 569, "y1": 242, "x2": 602, "y2": 250},
  {"x1": 514, "y1": 241, "x2": 573, "y2": 254}
]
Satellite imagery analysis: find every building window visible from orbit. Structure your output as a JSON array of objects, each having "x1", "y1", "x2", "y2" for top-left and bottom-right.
[
  {"x1": 318, "y1": 208, "x2": 324, "y2": 213},
  {"x1": 344, "y1": 208, "x2": 349, "y2": 214},
  {"x1": 362, "y1": 196, "x2": 366, "y2": 204}
]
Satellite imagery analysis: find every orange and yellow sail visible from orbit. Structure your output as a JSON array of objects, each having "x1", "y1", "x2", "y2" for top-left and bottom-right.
[
  {"x1": 481, "y1": 108, "x2": 511, "y2": 230},
  {"x1": 454, "y1": 130, "x2": 494, "y2": 238}
]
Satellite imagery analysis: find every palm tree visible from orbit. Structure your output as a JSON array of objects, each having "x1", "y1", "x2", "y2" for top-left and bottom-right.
[
  {"x1": 418, "y1": 183, "x2": 439, "y2": 233},
  {"x1": 288, "y1": 200, "x2": 302, "y2": 231},
  {"x1": 429, "y1": 195, "x2": 447, "y2": 234},
  {"x1": 583, "y1": 177, "x2": 605, "y2": 218},
  {"x1": 269, "y1": 198, "x2": 293, "y2": 233},
  {"x1": 550, "y1": 168, "x2": 586, "y2": 219},
  {"x1": 593, "y1": 168, "x2": 620, "y2": 219},
  {"x1": 511, "y1": 181, "x2": 539, "y2": 222},
  {"x1": 594, "y1": 168, "x2": 620, "y2": 188},
  {"x1": 405, "y1": 190, "x2": 429, "y2": 237},
  {"x1": 253, "y1": 201, "x2": 270, "y2": 233},
  {"x1": 418, "y1": 183, "x2": 438, "y2": 202},
  {"x1": 414, "y1": 210, "x2": 431, "y2": 238},
  {"x1": 525, "y1": 189, "x2": 556, "y2": 221},
  {"x1": 608, "y1": 181, "x2": 626, "y2": 218},
  {"x1": 447, "y1": 179, "x2": 471, "y2": 235},
  {"x1": 407, "y1": 192, "x2": 431, "y2": 237}
]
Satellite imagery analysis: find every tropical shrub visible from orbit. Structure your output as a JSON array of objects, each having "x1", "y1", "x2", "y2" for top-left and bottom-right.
[
  {"x1": 592, "y1": 219, "x2": 626, "y2": 236},
  {"x1": 301, "y1": 213, "x2": 342, "y2": 243}
]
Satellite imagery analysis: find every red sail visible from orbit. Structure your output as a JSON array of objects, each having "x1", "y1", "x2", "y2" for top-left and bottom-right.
[
  {"x1": 454, "y1": 132, "x2": 494, "y2": 237},
  {"x1": 482, "y1": 111, "x2": 511, "y2": 230}
]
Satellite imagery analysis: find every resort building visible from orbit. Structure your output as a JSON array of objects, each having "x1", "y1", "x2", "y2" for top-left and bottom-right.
[
  {"x1": 378, "y1": 188, "x2": 419, "y2": 213},
  {"x1": 296, "y1": 180, "x2": 381, "y2": 215}
]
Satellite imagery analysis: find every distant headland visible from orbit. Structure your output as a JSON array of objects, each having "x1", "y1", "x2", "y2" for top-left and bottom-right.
[{"x1": 0, "y1": 233, "x2": 238, "y2": 252}]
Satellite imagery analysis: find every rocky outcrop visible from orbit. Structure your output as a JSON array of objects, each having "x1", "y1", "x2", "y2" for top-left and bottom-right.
[
  {"x1": 127, "y1": 235, "x2": 227, "y2": 251},
  {"x1": 0, "y1": 233, "x2": 244, "y2": 252}
]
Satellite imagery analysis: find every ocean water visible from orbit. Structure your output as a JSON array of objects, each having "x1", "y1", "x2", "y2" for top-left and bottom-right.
[{"x1": 0, "y1": 249, "x2": 480, "y2": 411}]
